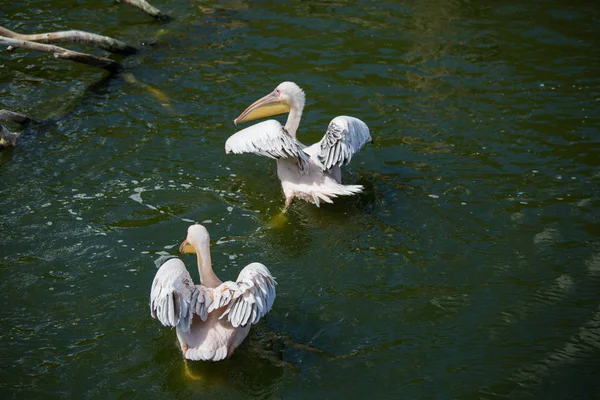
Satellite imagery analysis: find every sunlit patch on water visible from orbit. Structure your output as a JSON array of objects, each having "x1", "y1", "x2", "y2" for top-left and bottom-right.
[
  {"x1": 586, "y1": 249, "x2": 600, "y2": 278},
  {"x1": 498, "y1": 274, "x2": 575, "y2": 326},
  {"x1": 533, "y1": 227, "x2": 562, "y2": 246},
  {"x1": 496, "y1": 305, "x2": 600, "y2": 397}
]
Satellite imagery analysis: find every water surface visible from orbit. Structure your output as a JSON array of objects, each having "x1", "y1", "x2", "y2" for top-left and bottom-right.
[{"x1": 1, "y1": 0, "x2": 599, "y2": 398}]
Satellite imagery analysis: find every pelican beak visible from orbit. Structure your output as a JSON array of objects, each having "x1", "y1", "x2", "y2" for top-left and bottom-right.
[
  {"x1": 233, "y1": 91, "x2": 291, "y2": 125},
  {"x1": 179, "y1": 240, "x2": 195, "y2": 254}
]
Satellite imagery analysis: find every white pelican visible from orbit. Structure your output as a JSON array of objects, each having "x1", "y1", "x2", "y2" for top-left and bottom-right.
[
  {"x1": 225, "y1": 81, "x2": 372, "y2": 211},
  {"x1": 149, "y1": 224, "x2": 276, "y2": 361}
]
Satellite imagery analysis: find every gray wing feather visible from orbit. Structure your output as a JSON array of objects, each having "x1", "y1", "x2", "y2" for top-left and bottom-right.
[
  {"x1": 217, "y1": 262, "x2": 277, "y2": 328},
  {"x1": 316, "y1": 116, "x2": 372, "y2": 171},
  {"x1": 225, "y1": 120, "x2": 310, "y2": 173},
  {"x1": 149, "y1": 258, "x2": 213, "y2": 332}
]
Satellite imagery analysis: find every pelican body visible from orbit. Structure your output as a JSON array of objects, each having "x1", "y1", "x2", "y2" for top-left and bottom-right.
[
  {"x1": 225, "y1": 82, "x2": 372, "y2": 211},
  {"x1": 150, "y1": 224, "x2": 276, "y2": 361}
]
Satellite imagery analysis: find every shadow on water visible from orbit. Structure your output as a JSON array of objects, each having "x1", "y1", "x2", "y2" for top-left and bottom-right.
[
  {"x1": 158, "y1": 329, "x2": 289, "y2": 398},
  {"x1": 160, "y1": 324, "x2": 362, "y2": 398}
]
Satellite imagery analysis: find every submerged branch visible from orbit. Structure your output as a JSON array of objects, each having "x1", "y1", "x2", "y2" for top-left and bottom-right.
[
  {"x1": 0, "y1": 37, "x2": 120, "y2": 71},
  {"x1": 119, "y1": 0, "x2": 172, "y2": 21},
  {"x1": 0, "y1": 109, "x2": 35, "y2": 125},
  {"x1": 0, "y1": 26, "x2": 137, "y2": 55},
  {"x1": 0, "y1": 124, "x2": 20, "y2": 149}
]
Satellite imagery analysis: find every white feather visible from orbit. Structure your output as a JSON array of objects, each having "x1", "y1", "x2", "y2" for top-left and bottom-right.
[
  {"x1": 149, "y1": 258, "x2": 198, "y2": 332},
  {"x1": 310, "y1": 116, "x2": 372, "y2": 172},
  {"x1": 225, "y1": 120, "x2": 309, "y2": 172}
]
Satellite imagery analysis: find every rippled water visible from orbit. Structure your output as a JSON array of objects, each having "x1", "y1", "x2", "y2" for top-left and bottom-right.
[{"x1": 1, "y1": 0, "x2": 599, "y2": 398}]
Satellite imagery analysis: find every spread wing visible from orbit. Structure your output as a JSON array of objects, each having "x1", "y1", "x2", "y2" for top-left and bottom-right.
[
  {"x1": 225, "y1": 120, "x2": 309, "y2": 173},
  {"x1": 149, "y1": 258, "x2": 212, "y2": 332},
  {"x1": 213, "y1": 262, "x2": 277, "y2": 328},
  {"x1": 311, "y1": 116, "x2": 371, "y2": 172}
]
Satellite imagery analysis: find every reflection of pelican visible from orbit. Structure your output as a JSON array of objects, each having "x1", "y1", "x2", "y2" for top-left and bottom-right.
[
  {"x1": 150, "y1": 224, "x2": 276, "y2": 361},
  {"x1": 226, "y1": 81, "x2": 372, "y2": 211}
]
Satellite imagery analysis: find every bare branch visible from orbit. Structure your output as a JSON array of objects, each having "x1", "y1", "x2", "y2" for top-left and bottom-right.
[
  {"x1": 0, "y1": 37, "x2": 120, "y2": 71},
  {"x1": 0, "y1": 26, "x2": 137, "y2": 55},
  {"x1": 119, "y1": 0, "x2": 172, "y2": 21},
  {"x1": 0, "y1": 110, "x2": 36, "y2": 125}
]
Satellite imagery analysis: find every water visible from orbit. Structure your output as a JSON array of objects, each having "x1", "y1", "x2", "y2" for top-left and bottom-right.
[{"x1": 1, "y1": 0, "x2": 599, "y2": 398}]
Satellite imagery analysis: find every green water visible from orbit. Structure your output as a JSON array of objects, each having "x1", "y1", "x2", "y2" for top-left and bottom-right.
[{"x1": 1, "y1": 0, "x2": 599, "y2": 398}]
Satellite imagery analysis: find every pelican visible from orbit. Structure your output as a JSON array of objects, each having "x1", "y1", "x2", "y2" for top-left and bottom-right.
[
  {"x1": 149, "y1": 224, "x2": 276, "y2": 361},
  {"x1": 225, "y1": 81, "x2": 372, "y2": 211}
]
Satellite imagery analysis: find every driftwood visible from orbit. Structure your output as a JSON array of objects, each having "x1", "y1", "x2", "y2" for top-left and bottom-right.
[
  {"x1": 0, "y1": 26, "x2": 137, "y2": 55},
  {"x1": 119, "y1": 0, "x2": 172, "y2": 21},
  {"x1": 0, "y1": 37, "x2": 120, "y2": 71},
  {"x1": 0, "y1": 110, "x2": 36, "y2": 150},
  {"x1": 0, "y1": 124, "x2": 20, "y2": 149},
  {"x1": 0, "y1": 109, "x2": 35, "y2": 125}
]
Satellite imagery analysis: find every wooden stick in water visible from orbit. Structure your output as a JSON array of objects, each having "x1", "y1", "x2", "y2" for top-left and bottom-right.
[
  {"x1": 0, "y1": 36, "x2": 121, "y2": 71},
  {"x1": 119, "y1": 0, "x2": 172, "y2": 21},
  {"x1": 0, "y1": 110, "x2": 35, "y2": 125},
  {"x1": 0, "y1": 124, "x2": 20, "y2": 149},
  {"x1": 0, "y1": 26, "x2": 137, "y2": 55}
]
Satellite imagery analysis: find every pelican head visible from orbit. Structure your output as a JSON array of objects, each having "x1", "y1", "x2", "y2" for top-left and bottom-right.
[
  {"x1": 179, "y1": 224, "x2": 210, "y2": 255},
  {"x1": 234, "y1": 81, "x2": 305, "y2": 125}
]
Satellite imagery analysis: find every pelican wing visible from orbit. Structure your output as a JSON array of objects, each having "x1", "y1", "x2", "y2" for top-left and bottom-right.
[
  {"x1": 225, "y1": 120, "x2": 309, "y2": 172},
  {"x1": 313, "y1": 116, "x2": 371, "y2": 171},
  {"x1": 149, "y1": 258, "x2": 213, "y2": 332},
  {"x1": 212, "y1": 262, "x2": 277, "y2": 328}
]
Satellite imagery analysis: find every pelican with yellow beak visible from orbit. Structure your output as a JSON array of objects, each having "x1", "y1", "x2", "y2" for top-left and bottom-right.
[
  {"x1": 225, "y1": 81, "x2": 372, "y2": 211},
  {"x1": 150, "y1": 224, "x2": 276, "y2": 361}
]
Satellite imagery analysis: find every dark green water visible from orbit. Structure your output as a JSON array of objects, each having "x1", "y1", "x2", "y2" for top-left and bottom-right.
[{"x1": 1, "y1": 0, "x2": 599, "y2": 398}]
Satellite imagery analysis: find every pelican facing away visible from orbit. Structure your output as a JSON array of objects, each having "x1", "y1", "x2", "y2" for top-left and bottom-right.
[
  {"x1": 150, "y1": 224, "x2": 276, "y2": 361},
  {"x1": 225, "y1": 81, "x2": 372, "y2": 211}
]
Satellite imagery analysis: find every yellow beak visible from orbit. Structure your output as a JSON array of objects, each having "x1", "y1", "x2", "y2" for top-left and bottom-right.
[
  {"x1": 233, "y1": 91, "x2": 291, "y2": 125},
  {"x1": 179, "y1": 240, "x2": 195, "y2": 254}
]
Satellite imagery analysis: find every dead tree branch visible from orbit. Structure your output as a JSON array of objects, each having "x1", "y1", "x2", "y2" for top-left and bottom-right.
[
  {"x1": 0, "y1": 37, "x2": 120, "y2": 71},
  {"x1": 0, "y1": 109, "x2": 35, "y2": 125},
  {"x1": 119, "y1": 0, "x2": 172, "y2": 21},
  {"x1": 0, "y1": 26, "x2": 137, "y2": 55},
  {"x1": 0, "y1": 124, "x2": 20, "y2": 149}
]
